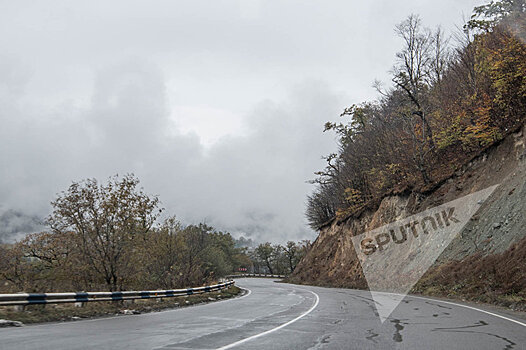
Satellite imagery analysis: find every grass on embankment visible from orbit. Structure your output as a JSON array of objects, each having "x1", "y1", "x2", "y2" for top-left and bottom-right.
[{"x1": 0, "y1": 286, "x2": 241, "y2": 325}]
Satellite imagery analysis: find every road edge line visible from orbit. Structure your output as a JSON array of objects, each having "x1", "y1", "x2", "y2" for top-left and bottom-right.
[
  {"x1": 215, "y1": 288, "x2": 320, "y2": 350},
  {"x1": 406, "y1": 294, "x2": 526, "y2": 328}
]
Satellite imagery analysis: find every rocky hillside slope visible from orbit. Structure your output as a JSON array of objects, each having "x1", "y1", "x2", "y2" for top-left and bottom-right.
[{"x1": 291, "y1": 124, "x2": 526, "y2": 305}]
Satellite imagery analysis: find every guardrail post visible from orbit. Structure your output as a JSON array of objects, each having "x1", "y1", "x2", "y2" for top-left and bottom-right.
[{"x1": 74, "y1": 302, "x2": 85, "y2": 308}]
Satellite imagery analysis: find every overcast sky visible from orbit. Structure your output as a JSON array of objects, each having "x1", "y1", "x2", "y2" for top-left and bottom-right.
[{"x1": 0, "y1": 0, "x2": 484, "y2": 243}]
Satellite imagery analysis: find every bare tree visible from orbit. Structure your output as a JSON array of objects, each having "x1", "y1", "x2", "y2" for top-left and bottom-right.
[
  {"x1": 430, "y1": 26, "x2": 451, "y2": 86},
  {"x1": 254, "y1": 243, "x2": 275, "y2": 274},
  {"x1": 47, "y1": 174, "x2": 162, "y2": 291},
  {"x1": 282, "y1": 241, "x2": 310, "y2": 273},
  {"x1": 392, "y1": 14, "x2": 445, "y2": 183}
]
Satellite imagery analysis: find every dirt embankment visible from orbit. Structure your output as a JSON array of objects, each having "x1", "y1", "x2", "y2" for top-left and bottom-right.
[{"x1": 291, "y1": 124, "x2": 526, "y2": 308}]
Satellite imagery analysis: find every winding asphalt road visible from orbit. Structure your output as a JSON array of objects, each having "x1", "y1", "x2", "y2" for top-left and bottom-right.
[{"x1": 1, "y1": 278, "x2": 525, "y2": 349}]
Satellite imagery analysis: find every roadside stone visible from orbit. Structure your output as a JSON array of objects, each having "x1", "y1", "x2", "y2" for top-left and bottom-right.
[
  {"x1": 0, "y1": 319, "x2": 24, "y2": 328},
  {"x1": 121, "y1": 309, "x2": 141, "y2": 315}
]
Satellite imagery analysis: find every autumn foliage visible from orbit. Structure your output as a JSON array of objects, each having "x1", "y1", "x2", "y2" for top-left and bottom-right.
[
  {"x1": 0, "y1": 175, "x2": 247, "y2": 292},
  {"x1": 307, "y1": 2, "x2": 526, "y2": 229}
]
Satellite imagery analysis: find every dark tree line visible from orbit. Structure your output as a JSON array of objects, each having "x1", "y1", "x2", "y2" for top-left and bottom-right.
[
  {"x1": 249, "y1": 241, "x2": 311, "y2": 275},
  {"x1": 0, "y1": 175, "x2": 249, "y2": 292},
  {"x1": 0, "y1": 174, "x2": 311, "y2": 293}
]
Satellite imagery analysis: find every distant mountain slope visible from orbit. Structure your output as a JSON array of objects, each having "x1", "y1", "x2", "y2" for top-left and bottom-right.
[{"x1": 0, "y1": 208, "x2": 44, "y2": 243}]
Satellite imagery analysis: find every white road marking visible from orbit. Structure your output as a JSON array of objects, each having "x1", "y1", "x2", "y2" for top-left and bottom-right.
[
  {"x1": 364, "y1": 289, "x2": 526, "y2": 327},
  {"x1": 215, "y1": 289, "x2": 320, "y2": 350},
  {"x1": 407, "y1": 294, "x2": 526, "y2": 328},
  {"x1": 220, "y1": 287, "x2": 252, "y2": 302}
]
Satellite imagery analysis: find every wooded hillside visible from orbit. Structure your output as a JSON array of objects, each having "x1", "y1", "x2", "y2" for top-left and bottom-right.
[{"x1": 306, "y1": 0, "x2": 526, "y2": 229}]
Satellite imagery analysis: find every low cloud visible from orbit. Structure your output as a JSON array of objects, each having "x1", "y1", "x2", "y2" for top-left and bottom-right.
[
  {"x1": 0, "y1": 57, "x2": 340, "y2": 243},
  {"x1": 0, "y1": 0, "x2": 479, "y2": 243}
]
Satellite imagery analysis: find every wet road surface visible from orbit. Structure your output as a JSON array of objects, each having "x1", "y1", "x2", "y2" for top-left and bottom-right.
[{"x1": 1, "y1": 278, "x2": 525, "y2": 349}]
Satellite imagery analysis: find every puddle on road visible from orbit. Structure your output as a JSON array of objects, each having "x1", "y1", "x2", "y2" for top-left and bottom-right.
[
  {"x1": 432, "y1": 320, "x2": 488, "y2": 330},
  {"x1": 431, "y1": 320, "x2": 517, "y2": 350},
  {"x1": 365, "y1": 329, "x2": 379, "y2": 343},
  {"x1": 390, "y1": 319, "x2": 405, "y2": 342},
  {"x1": 425, "y1": 301, "x2": 452, "y2": 310}
]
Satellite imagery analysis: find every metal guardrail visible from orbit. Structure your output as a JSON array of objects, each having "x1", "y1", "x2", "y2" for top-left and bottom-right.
[
  {"x1": 0, "y1": 281, "x2": 235, "y2": 306},
  {"x1": 227, "y1": 273, "x2": 286, "y2": 279}
]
